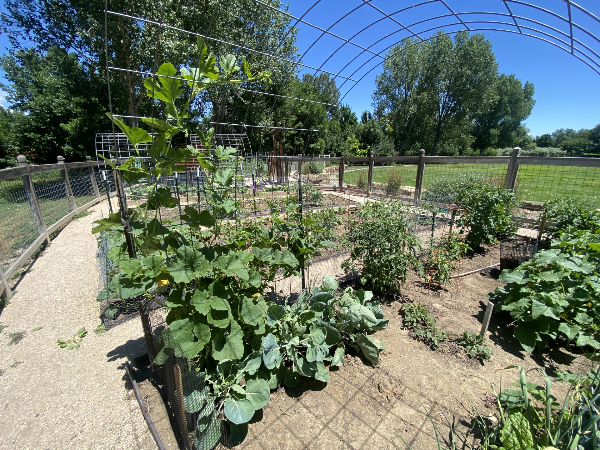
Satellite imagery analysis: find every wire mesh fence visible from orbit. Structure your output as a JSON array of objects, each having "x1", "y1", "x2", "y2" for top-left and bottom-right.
[
  {"x1": 0, "y1": 177, "x2": 39, "y2": 272},
  {"x1": 0, "y1": 158, "x2": 103, "y2": 297},
  {"x1": 516, "y1": 164, "x2": 600, "y2": 207},
  {"x1": 31, "y1": 170, "x2": 72, "y2": 228},
  {"x1": 67, "y1": 167, "x2": 97, "y2": 208}
]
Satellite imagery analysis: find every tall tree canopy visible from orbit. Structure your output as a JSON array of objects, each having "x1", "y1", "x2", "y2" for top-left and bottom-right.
[
  {"x1": 373, "y1": 31, "x2": 534, "y2": 156},
  {"x1": 0, "y1": 46, "x2": 108, "y2": 163},
  {"x1": 472, "y1": 74, "x2": 535, "y2": 152},
  {"x1": 0, "y1": 0, "x2": 299, "y2": 160}
]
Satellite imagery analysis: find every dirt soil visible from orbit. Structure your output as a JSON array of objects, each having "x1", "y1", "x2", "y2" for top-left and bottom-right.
[{"x1": 241, "y1": 243, "x2": 595, "y2": 450}]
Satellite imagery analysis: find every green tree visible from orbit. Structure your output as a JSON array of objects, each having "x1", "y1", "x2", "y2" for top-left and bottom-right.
[
  {"x1": 1, "y1": 0, "x2": 298, "y2": 146},
  {"x1": 536, "y1": 133, "x2": 555, "y2": 148},
  {"x1": 0, "y1": 106, "x2": 20, "y2": 168},
  {"x1": 472, "y1": 74, "x2": 535, "y2": 152},
  {"x1": 552, "y1": 128, "x2": 577, "y2": 148},
  {"x1": 0, "y1": 47, "x2": 108, "y2": 162},
  {"x1": 373, "y1": 31, "x2": 499, "y2": 156},
  {"x1": 590, "y1": 124, "x2": 600, "y2": 154},
  {"x1": 562, "y1": 137, "x2": 590, "y2": 156}
]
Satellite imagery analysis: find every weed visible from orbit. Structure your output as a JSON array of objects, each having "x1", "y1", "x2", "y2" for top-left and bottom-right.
[
  {"x1": 94, "y1": 324, "x2": 106, "y2": 335},
  {"x1": 32, "y1": 326, "x2": 42, "y2": 332},
  {"x1": 8, "y1": 331, "x2": 26, "y2": 345},
  {"x1": 401, "y1": 302, "x2": 447, "y2": 350},
  {"x1": 57, "y1": 327, "x2": 87, "y2": 350},
  {"x1": 457, "y1": 331, "x2": 492, "y2": 363},
  {"x1": 72, "y1": 210, "x2": 92, "y2": 220},
  {"x1": 0, "y1": 323, "x2": 7, "y2": 332}
]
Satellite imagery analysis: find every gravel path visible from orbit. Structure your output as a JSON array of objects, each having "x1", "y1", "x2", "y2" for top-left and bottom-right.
[{"x1": 0, "y1": 201, "x2": 156, "y2": 450}]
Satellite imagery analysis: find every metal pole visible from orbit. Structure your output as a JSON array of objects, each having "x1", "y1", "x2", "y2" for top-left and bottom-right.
[{"x1": 298, "y1": 159, "x2": 305, "y2": 291}]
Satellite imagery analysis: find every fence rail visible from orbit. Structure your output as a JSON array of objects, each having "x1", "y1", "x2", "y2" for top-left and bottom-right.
[
  {"x1": 0, "y1": 155, "x2": 108, "y2": 299},
  {"x1": 280, "y1": 148, "x2": 600, "y2": 207}
]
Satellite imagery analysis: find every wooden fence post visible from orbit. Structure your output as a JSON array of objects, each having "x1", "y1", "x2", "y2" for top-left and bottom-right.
[
  {"x1": 0, "y1": 264, "x2": 12, "y2": 300},
  {"x1": 57, "y1": 156, "x2": 76, "y2": 211},
  {"x1": 18, "y1": 155, "x2": 49, "y2": 245},
  {"x1": 367, "y1": 150, "x2": 374, "y2": 197},
  {"x1": 284, "y1": 158, "x2": 289, "y2": 183},
  {"x1": 504, "y1": 147, "x2": 520, "y2": 190},
  {"x1": 86, "y1": 156, "x2": 100, "y2": 198},
  {"x1": 338, "y1": 157, "x2": 345, "y2": 190},
  {"x1": 414, "y1": 149, "x2": 426, "y2": 203}
]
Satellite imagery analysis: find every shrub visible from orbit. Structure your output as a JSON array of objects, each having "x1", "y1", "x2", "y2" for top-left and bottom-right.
[
  {"x1": 356, "y1": 171, "x2": 367, "y2": 189},
  {"x1": 457, "y1": 182, "x2": 518, "y2": 248},
  {"x1": 308, "y1": 161, "x2": 324, "y2": 174},
  {"x1": 302, "y1": 184, "x2": 323, "y2": 206},
  {"x1": 342, "y1": 200, "x2": 421, "y2": 291},
  {"x1": 421, "y1": 173, "x2": 487, "y2": 205},
  {"x1": 385, "y1": 169, "x2": 402, "y2": 195}
]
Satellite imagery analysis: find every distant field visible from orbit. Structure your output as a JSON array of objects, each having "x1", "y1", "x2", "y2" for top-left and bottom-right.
[{"x1": 343, "y1": 163, "x2": 600, "y2": 207}]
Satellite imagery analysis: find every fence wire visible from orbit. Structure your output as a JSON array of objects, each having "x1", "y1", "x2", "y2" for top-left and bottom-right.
[
  {"x1": 516, "y1": 164, "x2": 600, "y2": 207},
  {"x1": 67, "y1": 167, "x2": 96, "y2": 208},
  {"x1": 0, "y1": 178, "x2": 38, "y2": 271},
  {"x1": 31, "y1": 170, "x2": 71, "y2": 228}
]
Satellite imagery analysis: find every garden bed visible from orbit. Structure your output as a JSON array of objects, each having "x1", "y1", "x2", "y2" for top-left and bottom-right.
[{"x1": 240, "y1": 244, "x2": 594, "y2": 449}]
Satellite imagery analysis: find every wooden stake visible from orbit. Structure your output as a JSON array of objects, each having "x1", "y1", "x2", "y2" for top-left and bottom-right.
[{"x1": 480, "y1": 301, "x2": 494, "y2": 337}]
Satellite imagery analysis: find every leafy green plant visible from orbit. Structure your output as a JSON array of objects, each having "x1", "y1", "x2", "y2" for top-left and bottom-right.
[
  {"x1": 401, "y1": 302, "x2": 447, "y2": 349},
  {"x1": 57, "y1": 328, "x2": 87, "y2": 350},
  {"x1": 457, "y1": 331, "x2": 492, "y2": 362},
  {"x1": 491, "y1": 365, "x2": 600, "y2": 450},
  {"x1": 0, "y1": 323, "x2": 7, "y2": 333},
  {"x1": 423, "y1": 233, "x2": 470, "y2": 286},
  {"x1": 457, "y1": 182, "x2": 518, "y2": 249},
  {"x1": 174, "y1": 276, "x2": 388, "y2": 448},
  {"x1": 343, "y1": 200, "x2": 422, "y2": 291},
  {"x1": 302, "y1": 184, "x2": 323, "y2": 206},
  {"x1": 489, "y1": 225, "x2": 600, "y2": 354},
  {"x1": 543, "y1": 198, "x2": 600, "y2": 239},
  {"x1": 385, "y1": 169, "x2": 402, "y2": 195},
  {"x1": 93, "y1": 41, "x2": 387, "y2": 449}
]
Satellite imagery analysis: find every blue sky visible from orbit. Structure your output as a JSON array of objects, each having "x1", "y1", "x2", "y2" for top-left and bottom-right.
[
  {"x1": 0, "y1": 0, "x2": 599, "y2": 138},
  {"x1": 285, "y1": 0, "x2": 600, "y2": 138}
]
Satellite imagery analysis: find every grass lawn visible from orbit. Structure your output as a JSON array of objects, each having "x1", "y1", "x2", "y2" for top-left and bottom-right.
[{"x1": 343, "y1": 163, "x2": 600, "y2": 207}]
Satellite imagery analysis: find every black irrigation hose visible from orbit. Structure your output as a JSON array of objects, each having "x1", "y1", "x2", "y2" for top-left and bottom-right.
[{"x1": 125, "y1": 361, "x2": 166, "y2": 450}]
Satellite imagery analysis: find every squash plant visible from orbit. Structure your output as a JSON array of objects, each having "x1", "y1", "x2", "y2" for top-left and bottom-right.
[
  {"x1": 489, "y1": 225, "x2": 600, "y2": 354},
  {"x1": 94, "y1": 39, "x2": 388, "y2": 448}
]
